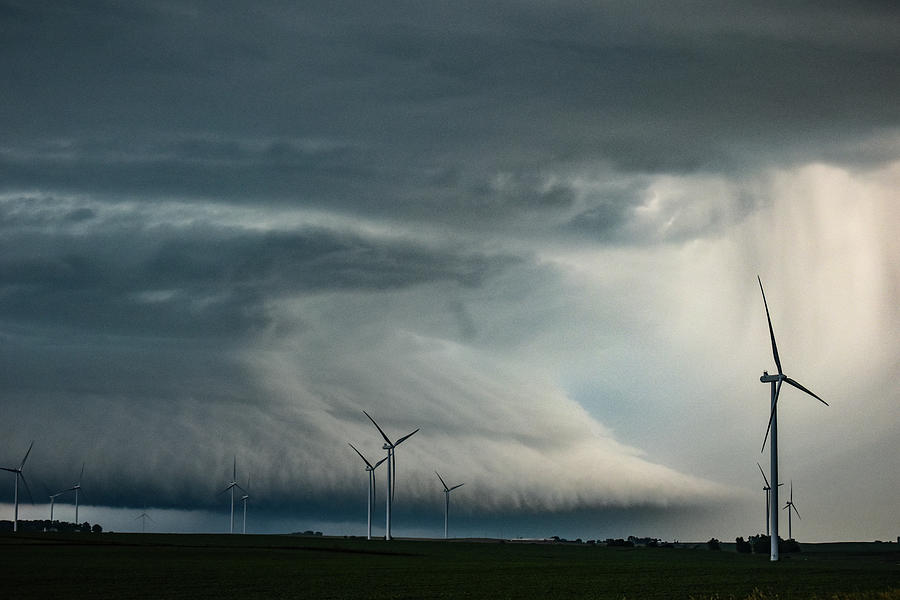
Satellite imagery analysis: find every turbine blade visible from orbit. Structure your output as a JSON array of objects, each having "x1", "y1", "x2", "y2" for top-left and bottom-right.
[
  {"x1": 79, "y1": 462, "x2": 85, "y2": 483},
  {"x1": 450, "y1": 483, "x2": 464, "y2": 491},
  {"x1": 435, "y1": 471, "x2": 449, "y2": 491},
  {"x1": 233, "y1": 456, "x2": 236, "y2": 481},
  {"x1": 373, "y1": 455, "x2": 388, "y2": 469},
  {"x1": 391, "y1": 453, "x2": 397, "y2": 502},
  {"x1": 394, "y1": 428, "x2": 419, "y2": 447},
  {"x1": 784, "y1": 377, "x2": 828, "y2": 406},
  {"x1": 757, "y1": 462, "x2": 770, "y2": 488},
  {"x1": 19, "y1": 472, "x2": 35, "y2": 505},
  {"x1": 761, "y1": 379, "x2": 783, "y2": 452},
  {"x1": 20, "y1": 440, "x2": 34, "y2": 470},
  {"x1": 217, "y1": 483, "x2": 234, "y2": 496},
  {"x1": 349, "y1": 443, "x2": 374, "y2": 469},
  {"x1": 758, "y1": 276, "x2": 783, "y2": 375},
  {"x1": 364, "y1": 411, "x2": 393, "y2": 446},
  {"x1": 792, "y1": 505, "x2": 801, "y2": 519}
]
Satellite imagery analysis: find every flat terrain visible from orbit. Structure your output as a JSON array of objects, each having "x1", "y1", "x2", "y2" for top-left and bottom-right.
[{"x1": 1, "y1": 533, "x2": 898, "y2": 599}]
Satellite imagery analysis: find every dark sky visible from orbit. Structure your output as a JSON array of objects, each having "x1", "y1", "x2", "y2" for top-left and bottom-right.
[{"x1": 1, "y1": 1, "x2": 898, "y2": 540}]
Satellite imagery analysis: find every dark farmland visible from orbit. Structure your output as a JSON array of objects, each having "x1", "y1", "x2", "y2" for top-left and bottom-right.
[{"x1": 1, "y1": 533, "x2": 898, "y2": 599}]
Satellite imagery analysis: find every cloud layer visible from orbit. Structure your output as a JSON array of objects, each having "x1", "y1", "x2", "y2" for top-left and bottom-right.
[{"x1": 1, "y1": 1, "x2": 898, "y2": 540}]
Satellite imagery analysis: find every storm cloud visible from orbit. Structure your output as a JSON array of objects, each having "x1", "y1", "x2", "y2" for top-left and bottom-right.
[{"x1": 1, "y1": 1, "x2": 898, "y2": 540}]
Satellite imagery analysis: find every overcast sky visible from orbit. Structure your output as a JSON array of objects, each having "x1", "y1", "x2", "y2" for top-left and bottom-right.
[{"x1": 1, "y1": 1, "x2": 898, "y2": 541}]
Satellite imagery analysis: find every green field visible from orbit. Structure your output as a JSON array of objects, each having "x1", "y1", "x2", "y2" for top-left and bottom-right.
[{"x1": 1, "y1": 533, "x2": 898, "y2": 599}]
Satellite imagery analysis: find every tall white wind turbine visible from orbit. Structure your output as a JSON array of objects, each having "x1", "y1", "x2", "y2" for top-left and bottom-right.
[
  {"x1": 349, "y1": 442, "x2": 388, "y2": 540},
  {"x1": 1, "y1": 441, "x2": 34, "y2": 532},
  {"x1": 435, "y1": 472, "x2": 464, "y2": 540},
  {"x1": 783, "y1": 481, "x2": 801, "y2": 541},
  {"x1": 363, "y1": 411, "x2": 419, "y2": 541},
  {"x1": 218, "y1": 457, "x2": 245, "y2": 534},
  {"x1": 757, "y1": 276, "x2": 827, "y2": 561},
  {"x1": 63, "y1": 463, "x2": 85, "y2": 524}
]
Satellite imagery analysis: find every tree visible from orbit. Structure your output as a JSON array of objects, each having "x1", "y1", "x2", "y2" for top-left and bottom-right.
[
  {"x1": 707, "y1": 538, "x2": 721, "y2": 550},
  {"x1": 92, "y1": 524, "x2": 103, "y2": 534},
  {"x1": 735, "y1": 537, "x2": 752, "y2": 553},
  {"x1": 750, "y1": 534, "x2": 770, "y2": 554}
]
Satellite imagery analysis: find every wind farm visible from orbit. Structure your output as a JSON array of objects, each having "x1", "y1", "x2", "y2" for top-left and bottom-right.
[
  {"x1": 0, "y1": 280, "x2": 851, "y2": 551},
  {"x1": 0, "y1": 268, "x2": 894, "y2": 596},
  {"x1": 0, "y1": 278, "x2": 855, "y2": 548}
]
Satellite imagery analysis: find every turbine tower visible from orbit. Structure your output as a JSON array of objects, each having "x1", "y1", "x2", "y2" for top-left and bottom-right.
[
  {"x1": 758, "y1": 276, "x2": 827, "y2": 561},
  {"x1": 349, "y1": 442, "x2": 388, "y2": 540},
  {"x1": 218, "y1": 457, "x2": 245, "y2": 534},
  {"x1": 1, "y1": 441, "x2": 34, "y2": 533},
  {"x1": 435, "y1": 471, "x2": 464, "y2": 540},
  {"x1": 783, "y1": 481, "x2": 801, "y2": 541},
  {"x1": 63, "y1": 463, "x2": 85, "y2": 524},
  {"x1": 364, "y1": 411, "x2": 419, "y2": 541}
]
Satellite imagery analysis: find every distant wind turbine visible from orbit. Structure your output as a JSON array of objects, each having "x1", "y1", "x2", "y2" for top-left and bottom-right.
[
  {"x1": 364, "y1": 411, "x2": 419, "y2": 541},
  {"x1": 349, "y1": 442, "x2": 388, "y2": 540},
  {"x1": 240, "y1": 472, "x2": 251, "y2": 535},
  {"x1": 48, "y1": 490, "x2": 66, "y2": 523},
  {"x1": 63, "y1": 463, "x2": 85, "y2": 524},
  {"x1": 757, "y1": 276, "x2": 827, "y2": 561},
  {"x1": 756, "y1": 462, "x2": 782, "y2": 537},
  {"x1": 135, "y1": 508, "x2": 154, "y2": 533},
  {"x1": 783, "y1": 481, "x2": 801, "y2": 541},
  {"x1": 218, "y1": 457, "x2": 245, "y2": 534},
  {"x1": 1, "y1": 441, "x2": 34, "y2": 532},
  {"x1": 435, "y1": 471, "x2": 464, "y2": 540}
]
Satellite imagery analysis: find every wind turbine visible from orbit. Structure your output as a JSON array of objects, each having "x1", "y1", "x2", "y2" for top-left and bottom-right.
[
  {"x1": 135, "y1": 508, "x2": 154, "y2": 533},
  {"x1": 240, "y1": 473, "x2": 251, "y2": 535},
  {"x1": 756, "y1": 462, "x2": 782, "y2": 537},
  {"x1": 218, "y1": 457, "x2": 245, "y2": 534},
  {"x1": 48, "y1": 490, "x2": 66, "y2": 523},
  {"x1": 348, "y1": 442, "x2": 388, "y2": 540},
  {"x1": 757, "y1": 276, "x2": 827, "y2": 561},
  {"x1": 63, "y1": 463, "x2": 85, "y2": 524},
  {"x1": 2, "y1": 441, "x2": 34, "y2": 532},
  {"x1": 783, "y1": 481, "x2": 801, "y2": 540},
  {"x1": 435, "y1": 471, "x2": 464, "y2": 540},
  {"x1": 363, "y1": 411, "x2": 419, "y2": 541}
]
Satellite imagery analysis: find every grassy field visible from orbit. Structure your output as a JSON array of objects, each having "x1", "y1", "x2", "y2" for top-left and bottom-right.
[{"x1": 1, "y1": 533, "x2": 898, "y2": 599}]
